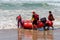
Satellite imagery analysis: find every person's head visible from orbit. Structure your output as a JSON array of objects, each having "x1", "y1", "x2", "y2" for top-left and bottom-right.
[
  {"x1": 32, "y1": 11, "x2": 35, "y2": 14},
  {"x1": 49, "y1": 11, "x2": 52, "y2": 14}
]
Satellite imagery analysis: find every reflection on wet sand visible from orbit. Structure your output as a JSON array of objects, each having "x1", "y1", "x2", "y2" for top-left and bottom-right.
[{"x1": 18, "y1": 28, "x2": 53, "y2": 40}]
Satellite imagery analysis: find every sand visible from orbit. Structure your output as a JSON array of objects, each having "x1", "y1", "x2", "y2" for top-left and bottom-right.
[{"x1": 0, "y1": 29, "x2": 18, "y2": 40}]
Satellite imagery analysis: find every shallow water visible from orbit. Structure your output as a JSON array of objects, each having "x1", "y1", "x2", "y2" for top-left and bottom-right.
[
  {"x1": 0, "y1": 29, "x2": 18, "y2": 40},
  {"x1": 18, "y1": 28, "x2": 60, "y2": 40},
  {"x1": 0, "y1": 28, "x2": 60, "y2": 40}
]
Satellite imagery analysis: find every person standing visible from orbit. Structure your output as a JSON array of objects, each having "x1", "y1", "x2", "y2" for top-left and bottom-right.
[
  {"x1": 16, "y1": 15, "x2": 22, "y2": 28},
  {"x1": 48, "y1": 11, "x2": 55, "y2": 21},
  {"x1": 48, "y1": 11, "x2": 55, "y2": 30},
  {"x1": 32, "y1": 11, "x2": 39, "y2": 29}
]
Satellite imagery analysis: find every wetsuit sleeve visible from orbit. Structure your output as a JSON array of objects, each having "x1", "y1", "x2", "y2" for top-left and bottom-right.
[{"x1": 31, "y1": 15, "x2": 34, "y2": 21}]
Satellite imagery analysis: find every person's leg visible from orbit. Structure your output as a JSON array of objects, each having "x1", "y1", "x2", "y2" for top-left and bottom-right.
[
  {"x1": 35, "y1": 20, "x2": 38, "y2": 30},
  {"x1": 43, "y1": 23, "x2": 48, "y2": 30},
  {"x1": 32, "y1": 20, "x2": 37, "y2": 30},
  {"x1": 18, "y1": 21, "x2": 19, "y2": 28},
  {"x1": 47, "y1": 26, "x2": 49, "y2": 30},
  {"x1": 33, "y1": 24, "x2": 37, "y2": 30},
  {"x1": 46, "y1": 23, "x2": 49, "y2": 30},
  {"x1": 52, "y1": 26, "x2": 54, "y2": 30},
  {"x1": 20, "y1": 21, "x2": 23, "y2": 28},
  {"x1": 43, "y1": 26, "x2": 46, "y2": 30}
]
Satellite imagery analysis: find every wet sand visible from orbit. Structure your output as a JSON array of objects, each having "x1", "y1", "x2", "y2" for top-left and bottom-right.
[
  {"x1": 18, "y1": 28, "x2": 60, "y2": 40},
  {"x1": 0, "y1": 28, "x2": 60, "y2": 40},
  {"x1": 0, "y1": 29, "x2": 18, "y2": 40}
]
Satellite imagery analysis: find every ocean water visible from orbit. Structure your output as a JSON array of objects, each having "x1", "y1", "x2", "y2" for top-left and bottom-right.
[{"x1": 0, "y1": 1, "x2": 60, "y2": 29}]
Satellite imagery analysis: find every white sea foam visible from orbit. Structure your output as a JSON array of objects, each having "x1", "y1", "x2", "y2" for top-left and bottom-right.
[{"x1": 54, "y1": 21, "x2": 60, "y2": 25}]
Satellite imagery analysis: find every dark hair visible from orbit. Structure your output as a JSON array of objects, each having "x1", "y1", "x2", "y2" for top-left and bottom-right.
[{"x1": 49, "y1": 11, "x2": 52, "y2": 13}]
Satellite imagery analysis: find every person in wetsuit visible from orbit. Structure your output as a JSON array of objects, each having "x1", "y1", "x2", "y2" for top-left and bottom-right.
[
  {"x1": 48, "y1": 11, "x2": 55, "y2": 30},
  {"x1": 40, "y1": 17, "x2": 47, "y2": 30},
  {"x1": 48, "y1": 11, "x2": 55, "y2": 21},
  {"x1": 32, "y1": 11, "x2": 39, "y2": 29},
  {"x1": 16, "y1": 15, "x2": 22, "y2": 28}
]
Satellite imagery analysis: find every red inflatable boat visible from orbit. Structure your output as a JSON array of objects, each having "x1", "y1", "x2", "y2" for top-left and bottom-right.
[
  {"x1": 23, "y1": 20, "x2": 53, "y2": 29},
  {"x1": 22, "y1": 20, "x2": 53, "y2": 29}
]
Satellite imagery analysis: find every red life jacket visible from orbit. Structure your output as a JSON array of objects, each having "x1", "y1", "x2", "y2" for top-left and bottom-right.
[
  {"x1": 17, "y1": 16, "x2": 21, "y2": 20},
  {"x1": 34, "y1": 14, "x2": 39, "y2": 20},
  {"x1": 48, "y1": 15, "x2": 55, "y2": 21}
]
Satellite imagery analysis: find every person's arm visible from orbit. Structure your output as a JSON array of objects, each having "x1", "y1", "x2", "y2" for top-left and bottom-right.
[
  {"x1": 31, "y1": 15, "x2": 34, "y2": 21},
  {"x1": 20, "y1": 16, "x2": 22, "y2": 20},
  {"x1": 48, "y1": 15, "x2": 50, "y2": 20},
  {"x1": 52, "y1": 14, "x2": 55, "y2": 20},
  {"x1": 16, "y1": 17, "x2": 17, "y2": 20}
]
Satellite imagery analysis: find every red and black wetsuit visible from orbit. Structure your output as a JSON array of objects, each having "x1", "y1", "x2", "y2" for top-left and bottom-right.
[
  {"x1": 32, "y1": 14, "x2": 39, "y2": 25},
  {"x1": 48, "y1": 13, "x2": 55, "y2": 30},
  {"x1": 16, "y1": 15, "x2": 22, "y2": 28},
  {"x1": 48, "y1": 13, "x2": 55, "y2": 21}
]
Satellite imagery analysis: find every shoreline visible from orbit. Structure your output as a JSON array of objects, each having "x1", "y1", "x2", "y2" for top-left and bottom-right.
[{"x1": 0, "y1": 25, "x2": 60, "y2": 30}]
